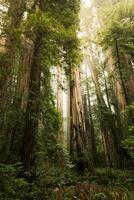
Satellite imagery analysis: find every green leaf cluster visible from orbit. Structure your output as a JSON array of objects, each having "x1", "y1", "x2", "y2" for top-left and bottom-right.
[{"x1": 98, "y1": 1, "x2": 134, "y2": 53}]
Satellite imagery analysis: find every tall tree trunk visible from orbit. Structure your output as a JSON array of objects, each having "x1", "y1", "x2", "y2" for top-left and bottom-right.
[
  {"x1": 0, "y1": 0, "x2": 26, "y2": 162},
  {"x1": 57, "y1": 65, "x2": 64, "y2": 143},
  {"x1": 85, "y1": 66, "x2": 97, "y2": 166},
  {"x1": 0, "y1": 0, "x2": 26, "y2": 97},
  {"x1": 4, "y1": 39, "x2": 34, "y2": 162},
  {"x1": 115, "y1": 39, "x2": 130, "y2": 107},
  {"x1": 21, "y1": 32, "x2": 42, "y2": 173},
  {"x1": 69, "y1": 68, "x2": 86, "y2": 161},
  {"x1": 88, "y1": 56, "x2": 125, "y2": 168},
  {"x1": 101, "y1": 129, "x2": 113, "y2": 167}
]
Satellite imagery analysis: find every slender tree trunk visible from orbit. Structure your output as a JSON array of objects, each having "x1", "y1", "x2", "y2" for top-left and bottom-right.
[
  {"x1": 57, "y1": 65, "x2": 64, "y2": 142},
  {"x1": 0, "y1": 0, "x2": 26, "y2": 96},
  {"x1": 0, "y1": 0, "x2": 26, "y2": 162},
  {"x1": 102, "y1": 67, "x2": 111, "y2": 110},
  {"x1": 88, "y1": 56, "x2": 125, "y2": 168},
  {"x1": 85, "y1": 67, "x2": 97, "y2": 166}
]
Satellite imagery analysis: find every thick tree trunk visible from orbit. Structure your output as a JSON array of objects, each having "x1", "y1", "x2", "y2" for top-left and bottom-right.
[
  {"x1": 70, "y1": 68, "x2": 86, "y2": 160},
  {"x1": 102, "y1": 129, "x2": 113, "y2": 167},
  {"x1": 115, "y1": 40, "x2": 130, "y2": 107},
  {"x1": 4, "y1": 39, "x2": 34, "y2": 162},
  {"x1": 106, "y1": 49, "x2": 126, "y2": 111},
  {"x1": 21, "y1": 33, "x2": 42, "y2": 173}
]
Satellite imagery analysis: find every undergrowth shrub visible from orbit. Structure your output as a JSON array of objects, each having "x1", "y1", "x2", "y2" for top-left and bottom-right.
[{"x1": 0, "y1": 163, "x2": 28, "y2": 200}]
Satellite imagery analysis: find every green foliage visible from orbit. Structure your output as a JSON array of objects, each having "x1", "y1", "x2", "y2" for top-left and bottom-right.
[
  {"x1": 23, "y1": 10, "x2": 65, "y2": 41},
  {"x1": 86, "y1": 168, "x2": 134, "y2": 194},
  {"x1": 122, "y1": 103, "x2": 134, "y2": 159},
  {"x1": 122, "y1": 136, "x2": 134, "y2": 159},
  {"x1": 0, "y1": 163, "x2": 28, "y2": 200},
  {"x1": 94, "y1": 192, "x2": 106, "y2": 200},
  {"x1": 98, "y1": 1, "x2": 134, "y2": 52},
  {"x1": 1, "y1": 164, "x2": 133, "y2": 200},
  {"x1": 0, "y1": 0, "x2": 81, "y2": 167},
  {"x1": 1, "y1": 1, "x2": 134, "y2": 199}
]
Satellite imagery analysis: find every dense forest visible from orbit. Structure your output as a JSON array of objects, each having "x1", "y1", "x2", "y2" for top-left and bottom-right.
[{"x1": 0, "y1": 0, "x2": 134, "y2": 199}]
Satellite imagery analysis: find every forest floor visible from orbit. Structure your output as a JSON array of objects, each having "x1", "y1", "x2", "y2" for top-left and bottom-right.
[
  {"x1": 1, "y1": 164, "x2": 134, "y2": 199},
  {"x1": 45, "y1": 168, "x2": 134, "y2": 200}
]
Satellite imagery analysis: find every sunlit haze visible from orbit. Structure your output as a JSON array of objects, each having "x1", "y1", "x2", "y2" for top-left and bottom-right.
[{"x1": 83, "y1": 0, "x2": 92, "y2": 7}]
